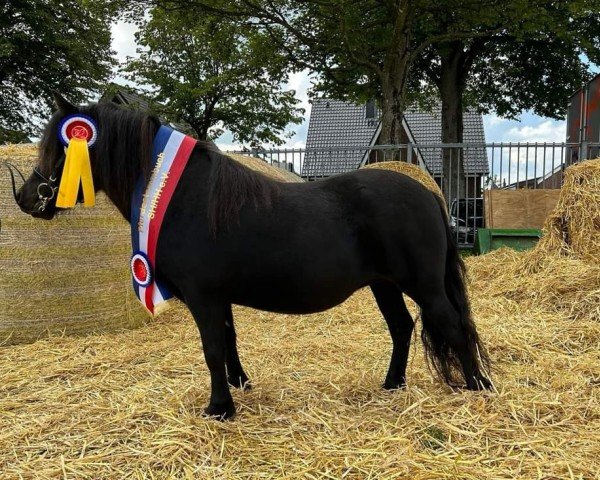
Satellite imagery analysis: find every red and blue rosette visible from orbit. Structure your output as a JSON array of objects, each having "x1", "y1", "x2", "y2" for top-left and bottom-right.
[
  {"x1": 55, "y1": 113, "x2": 98, "y2": 208},
  {"x1": 58, "y1": 114, "x2": 98, "y2": 147},
  {"x1": 131, "y1": 252, "x2": 153, "y2": 288}
]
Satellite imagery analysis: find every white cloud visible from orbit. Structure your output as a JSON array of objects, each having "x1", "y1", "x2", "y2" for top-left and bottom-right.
[
  {"x1": 111, "y1": 21, "x2": 139, "y2": 63},
  {"x1": 483, "y1": 113, "x2": 567, "y2": 144},
  {"x1": 505, "y1": 120, "x2": 566, "y2": 143},
  {"x1": 280, "y1": 69, "x2": 312, "y2": 148},
  {"x1": 483, "y1": 114, "x2": 569, "y2": 186},
  {"x1": 484, "y1": 115, "x2": 507, "y2": 127},
  {"x1": 286, "y1": 70, "x2": 311, "y2": 112}
]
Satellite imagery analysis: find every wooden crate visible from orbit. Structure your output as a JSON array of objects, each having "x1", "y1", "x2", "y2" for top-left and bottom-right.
[{"x1": 484, "y1": 189, "x2": 561, "y2": 229}]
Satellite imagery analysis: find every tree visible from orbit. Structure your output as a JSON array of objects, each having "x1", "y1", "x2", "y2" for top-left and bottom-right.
[
  {"x1": 409, "y1": 0, "x2": 599, "y2": 198},
  {"x1": 134, "y1": 0, "x2": 504, "y2": 145},
  {"x1": 412, "y1": 1, "x2": 599, "y2": 143},
  {"x1": 123, "y1": 6, "x2": 303, "y2": 145},
  {"x1": 135, "y1": 0, "x2": 599, "y2": 198},
  {"x1": 0, "y1": 0, "x2": 116, "y2": 142}
]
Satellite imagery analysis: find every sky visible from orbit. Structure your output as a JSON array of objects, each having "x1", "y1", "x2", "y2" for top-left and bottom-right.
[{"x1": 111, "y1": 21, "x2": 573, "y2": 150}]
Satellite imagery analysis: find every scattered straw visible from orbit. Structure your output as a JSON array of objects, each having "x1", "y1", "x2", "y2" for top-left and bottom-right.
[
  {"x1": 467, "y1": 158, "x2": 600, "y2": 323},
  {"x1": 0, "y1": 288, "x2": 598, "y2": 478},
  {"x1": 0, "y1": 158, "x2": 598, "y2": 478}
]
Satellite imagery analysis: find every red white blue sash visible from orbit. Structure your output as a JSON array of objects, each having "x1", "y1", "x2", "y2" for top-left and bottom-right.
[{"x1": 130, "y1": 126, "x2": 196, "y2": 314}]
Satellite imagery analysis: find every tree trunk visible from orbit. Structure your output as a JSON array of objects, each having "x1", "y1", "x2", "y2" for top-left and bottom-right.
[
  {"x1": 379, "y1": 75, "x2": 408, "y2": 146},
  {"x1": 439, "y1": 41, "x2": 467, "y2": 203},
  {"x1": 377, "y1": 2, "x2": 413, "y2": 152}
]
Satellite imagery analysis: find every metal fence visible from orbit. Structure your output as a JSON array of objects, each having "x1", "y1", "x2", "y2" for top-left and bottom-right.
[{"x1": 228, "y1": 142, "x2": 600, "y2": 246}]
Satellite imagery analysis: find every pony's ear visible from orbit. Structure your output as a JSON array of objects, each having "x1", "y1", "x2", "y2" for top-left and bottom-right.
[{"x1": 52, "y1": 92, "x2": 78, "y2": 114}]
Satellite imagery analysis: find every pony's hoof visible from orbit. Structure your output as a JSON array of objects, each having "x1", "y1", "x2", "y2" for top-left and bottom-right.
[
  {"x1": 228, "y1": 374, "x2": 251, "y2": 390},
  {"x1": 204, "y1": 399, "x2": 236, "y2": 420},
  {"x1": 466, "y1": 375, "x2": 493, "y2": 391},
  {"x1": 383, "y1": 379, "x2": 407, "y2": 390}
]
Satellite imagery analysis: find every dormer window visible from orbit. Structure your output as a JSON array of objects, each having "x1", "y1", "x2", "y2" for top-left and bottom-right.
[{"x1": 365, "y1": 99, "x2": 376, "y2": 120}]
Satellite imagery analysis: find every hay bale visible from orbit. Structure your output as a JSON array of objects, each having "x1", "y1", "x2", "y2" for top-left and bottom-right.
[
  {"x1": 467, "y1": 159, "x2": 600, "y2": 323},
  {"x1": 0, "y1": 144, "x2": 148, "y2": 345},
  {"x1": 362, "y1": 161, "x2": 445, "y2": 202},
  {"x1": 532, "y1": 158, "x2": 600, "y2": 261},
  {"x1": 226, "y1": 153, "x2": 303, "y2": 183}
]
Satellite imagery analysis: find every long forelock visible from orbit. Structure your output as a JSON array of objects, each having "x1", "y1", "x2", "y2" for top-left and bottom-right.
[{"x1": 37, "y1": 112, "x2": 65, "y2": 177}]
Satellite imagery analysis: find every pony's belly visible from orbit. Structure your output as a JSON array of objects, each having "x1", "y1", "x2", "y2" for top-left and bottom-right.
[{"x1": 231, "y1": 280, "x2": 365, "y2": 315}]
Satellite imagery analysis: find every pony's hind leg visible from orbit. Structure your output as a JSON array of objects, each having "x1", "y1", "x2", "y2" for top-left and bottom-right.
[
  {"x1": 224, "y1": 306, "x2": 251, "y2": 390},
  {"x1": 419, "y1": 291, "x2": 491, "y2": 391},
  {"x1": 371, "y1": 281, "x2": 414, "y2": 389}
]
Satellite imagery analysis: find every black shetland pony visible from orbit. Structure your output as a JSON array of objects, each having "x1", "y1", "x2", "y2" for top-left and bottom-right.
[{"x1": 16, "y1": 95, "x2": 491, "y2": 420}]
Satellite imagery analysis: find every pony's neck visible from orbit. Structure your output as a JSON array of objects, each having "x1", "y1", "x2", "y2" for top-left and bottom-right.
[{"x1": 93, "y1": 111, "x2": 159, "y2": 221}]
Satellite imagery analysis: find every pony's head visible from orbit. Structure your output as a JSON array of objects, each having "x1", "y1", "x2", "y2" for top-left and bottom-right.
[{"x1": 16, "y1": 93, "x2": 159, "y2": 220}]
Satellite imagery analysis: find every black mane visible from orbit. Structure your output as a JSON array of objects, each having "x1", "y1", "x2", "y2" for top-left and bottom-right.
[
  {"x1": 207, "y1": 152, "x2": 280, "y2": 234},
  {"x1": 39, "y1": 101, "x2": 280, "y2": 229}
]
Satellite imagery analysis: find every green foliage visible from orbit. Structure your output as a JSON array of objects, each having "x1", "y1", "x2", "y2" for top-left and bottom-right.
[
  {"x1": 136, "y1": 0, "x2": 599, "y2": 145},
  {"x1": 0, "y1": 0, "x2": 116, "y2": 140},
  {"x1": 123, "y1": 6, "x2": 304, "y2": 145},
  {"x1": 470, "y1": 38, "x2": 593, "y2": 120},
  {"x1": 412, "y1": 0, "x2": 600, "y2": 122}
]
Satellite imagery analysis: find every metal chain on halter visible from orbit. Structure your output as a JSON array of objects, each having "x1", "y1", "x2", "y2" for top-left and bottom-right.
[{"x1": 32, "y1": 165, "x2": 60, "y2": 212}]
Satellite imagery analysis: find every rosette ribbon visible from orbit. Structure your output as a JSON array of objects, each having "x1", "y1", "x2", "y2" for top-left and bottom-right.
[{"x1": 55, "y1": 114, "x2": 97, "y2": 208}]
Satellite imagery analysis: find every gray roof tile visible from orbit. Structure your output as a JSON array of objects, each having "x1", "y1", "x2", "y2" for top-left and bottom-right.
[
  {"x1": 303, "y1": 100, "x2": 379, "y2": 177},
  {"x1": 404, "y1": 108, "x2": 488, "y2": 175},
  {"x1": 302, "y1": 99, "x2": 488, "y2": 177}
]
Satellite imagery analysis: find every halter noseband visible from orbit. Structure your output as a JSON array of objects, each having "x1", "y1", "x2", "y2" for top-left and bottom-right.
[
  {"x1": 32, "y1": 154, "x2": 65, "y2": 212},
  {"x1": 2, "y1": 154, "x2": 66, "y2": 215}
]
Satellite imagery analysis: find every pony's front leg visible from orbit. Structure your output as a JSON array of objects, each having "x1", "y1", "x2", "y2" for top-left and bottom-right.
[
  {"x1": 224, "y1": 306, "x2": 251, "y2": 390},
  {"x1": 188, "y1": 300, "x2": 236, "y2": 420}
]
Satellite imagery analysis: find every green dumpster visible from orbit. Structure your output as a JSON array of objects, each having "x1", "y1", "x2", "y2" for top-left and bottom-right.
[{"x1": 474, "y1": 228, "x2": 543, "y2": 255}]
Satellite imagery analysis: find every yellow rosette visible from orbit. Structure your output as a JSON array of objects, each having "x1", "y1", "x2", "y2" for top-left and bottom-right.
[{"x1": 55, "y1": 137, "x2": 95, "y2": 208}]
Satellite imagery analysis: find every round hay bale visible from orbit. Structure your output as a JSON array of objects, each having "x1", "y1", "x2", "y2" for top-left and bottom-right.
[
  {"x1": 362, "y1": 161, "x2": 444, "y2": 202},
  {"x1": 226, "y1": 153, "x2": 303, "y2": 183},
  {"x1": 0, "y1": 144, "x2": 148, "y2": 345}
]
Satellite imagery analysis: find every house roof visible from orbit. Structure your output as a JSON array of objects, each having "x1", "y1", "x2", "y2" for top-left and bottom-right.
[
  {"x1": 404, "y1": 109, "x2": 488, "y2": 175},
  {"x1": 302, "y1": 99, "x2": 489, "y2": 177},
  {"x1": 303, "y1": 100, "x2": 379, "y2": 177},
  {"x1": 101, "y1": 84, "x2": 151, "y2": 110}
]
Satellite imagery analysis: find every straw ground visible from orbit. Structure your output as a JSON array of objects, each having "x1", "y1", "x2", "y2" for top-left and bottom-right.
[
  {"x1": 0, "y1": 159, "x2": 598, "y2": 478},
  {"x1": 1, "y1": 284, "x2": 598, "y2": 479}
]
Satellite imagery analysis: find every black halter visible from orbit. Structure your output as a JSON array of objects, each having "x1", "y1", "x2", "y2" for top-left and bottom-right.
[
  {"x1": 2, "y1": 153, "x2": 66, "y2": 214},
  {"x1": 32, "y1": 155, "x2": 64, "y2": 212}
]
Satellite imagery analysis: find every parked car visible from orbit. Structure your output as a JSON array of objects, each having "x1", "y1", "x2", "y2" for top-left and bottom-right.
[{"x1": 449, "y1": 198, "x2": 484, "y2": 244}]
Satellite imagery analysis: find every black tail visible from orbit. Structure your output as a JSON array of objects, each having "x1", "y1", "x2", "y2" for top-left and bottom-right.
[{"x1": 421, "y1": 194, "x2": 491, "y2": 386}]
